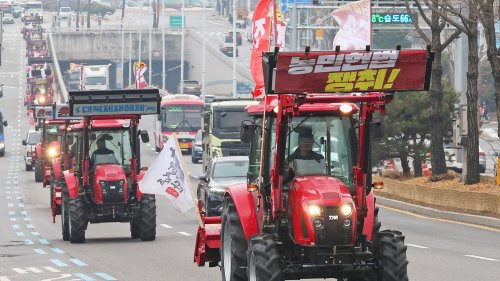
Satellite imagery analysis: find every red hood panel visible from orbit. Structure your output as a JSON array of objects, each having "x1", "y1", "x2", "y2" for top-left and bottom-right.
[
  {"x1": 94, "y1": 164, "x2": 127, "y2": 181},
  {"x1": 291, "y1": 176, "x2": 352, "y2": 205}
]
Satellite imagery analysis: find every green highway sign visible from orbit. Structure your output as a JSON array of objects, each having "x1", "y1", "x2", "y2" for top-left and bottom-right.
[{"x1": 169, "y1": 16, "x2": 184, "y2": 28}]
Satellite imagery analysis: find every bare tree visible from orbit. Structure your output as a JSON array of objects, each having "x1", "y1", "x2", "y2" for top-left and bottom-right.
[
  {"x1": 477, "y1": 0, "x2": 500, "y2": 136},
  {"x1": 407, "y1": 0, "x2": 461, "y2": 176},
  {"x1": 87, "y1": 0, "x2": 91, "y2": 29},
  {"x1": 76, "y1": 0, "x2": 80, "y2": 30},
  {"x1": 423, "y1": 0, "x2": 481, "y2": 184}
]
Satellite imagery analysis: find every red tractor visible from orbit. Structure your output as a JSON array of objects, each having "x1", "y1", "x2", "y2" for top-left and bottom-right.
[
  {"x1": 58, "y1": 89, "x2": 160, "y2": 243},
  {"x1": 25, "y1": 61, "x2": 54, "y2": 116},
  {"x1": 33, "y1": 115, "x2": 65, "y2": 184},
  {"x1": 194, "y1": 48, "x2": 433, "y2": 280}
]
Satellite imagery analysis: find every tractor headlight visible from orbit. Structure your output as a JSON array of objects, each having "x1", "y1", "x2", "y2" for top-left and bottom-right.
[
  {"x1": 38, "y1": 95, "x2": 46, "y2": 104},
  {"x1": 341, "y1": 204, "x2": 353, "y2": 217},
  {"x1": 46, "y1": 146, "x2": 58, "y2": 158},
  {"x1": 0, "y1": 142, "x2": 4, "y2": 149},
  {"x1": 308, "y1": 205, "x2": 322, "y2": 217},
  {"x1": 339, "y1": 104, "x2": 353, "y2": 114},
  {"x1": 100, "y1": 180, "x2": 107, "y2": 189},
  {"x1": 117, "y1": 180, "x2": 124, "y2": 188}
]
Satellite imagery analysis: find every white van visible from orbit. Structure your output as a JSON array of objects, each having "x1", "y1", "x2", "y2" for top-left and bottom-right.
[{"x1": 58, "y1": 7, "x2": 72, "y2": 20}]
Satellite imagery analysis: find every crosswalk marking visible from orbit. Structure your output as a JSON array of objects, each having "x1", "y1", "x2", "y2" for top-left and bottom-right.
[
  {"x1": 34, "y1": 249, "x2": 47, "y2": 255},
  {"x1": 51, "y1": 248, "x2": 65, "y2": 254},
  {"x1": 50, "y1": 259, "x2": 68, "y2": 267},
  {"x1": 74, "y1": 273, "x2": 95, "y2": 281},
  {"x1": 70, "y1": 259, "x2": 87, "y2": 266}
]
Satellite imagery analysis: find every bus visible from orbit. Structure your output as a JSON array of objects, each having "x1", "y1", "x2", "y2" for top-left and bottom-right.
[{"x1": 154, "y1": 94, "x2": 204, "y2": 152}]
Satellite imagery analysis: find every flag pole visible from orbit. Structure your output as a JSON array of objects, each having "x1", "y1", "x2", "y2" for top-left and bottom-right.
[{"x1": 171, "y1": 133, "x2": 203, "y2": 228}]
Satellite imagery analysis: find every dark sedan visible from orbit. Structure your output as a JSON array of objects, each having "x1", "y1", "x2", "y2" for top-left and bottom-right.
[
  {"x1": 220, "y1": 43, "x2": 239, "y2": 57},
  {"x1": 197, "y1": 156, "x2": 248, "y2": 216},
  {"x1": 225, "y1": 31, "x2": 242, "y2": 46},
  {"x1": 3, "y1": 13, "x2": 14, "y2": 24}
]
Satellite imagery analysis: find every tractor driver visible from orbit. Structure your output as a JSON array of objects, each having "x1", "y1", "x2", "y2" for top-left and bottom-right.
[
  {"x1": 284, "y1": 127, "x2": 324, "y2": 184},
  {"x1": 90, "y1": 137, "x2": 117, "y2": 168}
]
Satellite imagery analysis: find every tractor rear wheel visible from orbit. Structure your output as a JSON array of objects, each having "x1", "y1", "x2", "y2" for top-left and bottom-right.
[
  {"x1": 247, "y1": 234, "x2": 282, "y2": 281},
  {"x1": 68, "y1": 197, "x2": 87, "y2": 243},
  {"x1": 34, "y1": 160, "x2": 43, "y2": 182},
  {"x1": 61, "y1": 190, "x2": 70, "y2": 241},
  {"x1": 374, "y1": 230, "x2": 409, "y2": 281},
  {"x1": 139, "y1": 195, "x2": 156, "y2": 241},
  {"x1": 221, "y1": 197, "x2": 247, "y2": 281}
]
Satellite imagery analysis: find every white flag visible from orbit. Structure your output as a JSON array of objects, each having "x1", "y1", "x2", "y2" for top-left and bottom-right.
[{"x1": 139, "y1": 135, "x2": 194, "y2": 213}]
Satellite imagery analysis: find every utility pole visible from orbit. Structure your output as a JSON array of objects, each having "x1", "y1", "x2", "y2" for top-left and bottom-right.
[
  {"x1": 129, "y1": 28, "x2": 132, "y2": 87},
  {"x1": 162, "y1": 0, "x2": 166, "y2": 91},
  {"x1": 232, "y1": 0, "x2": 237, "y2": 98},
  {"x1": 201, "y1": 0, "x2": 206, "y2": 101},
  {"x1": 180, "y1": 0, "x2": 185, "y2": 95},
  {"x1": 149, "y1": 26, "x2": 152, "y2": 86},
  {"x1": 139, "y1": 0, "x2": 143, "y2": 63}
]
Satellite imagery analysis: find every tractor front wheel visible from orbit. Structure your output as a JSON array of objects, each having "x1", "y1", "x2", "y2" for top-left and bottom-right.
[
  {"x1": 130, "y1": 218, "x2": 141, "y2": 239},
  {"x1": 25, "y1": 163, "x2": 32, "y2": 171},
  {"x1": 68, "y1": 197, "x2": 87, "y2": 243},
  {"x1": 221, "y1": 197, "x2": 247, "y2": 281},
  {"x1": 139, "y1": 194, "x2": 156, "y2": 241},
  {"x1": 61, "y1": 191, "x2": 70, "y2": 241},
  {"x1": 34, "y1": 160, "x2": 43, "y2": 182},
  {"x1": 247, "y1": 234, "x2": 282, "y2": 281},
  {"x1": 374, "y1": 230, "x2": 409, "y2": 281}
]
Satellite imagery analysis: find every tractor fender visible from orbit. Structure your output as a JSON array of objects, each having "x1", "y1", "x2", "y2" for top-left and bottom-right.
[
  {"x1": 225, "y1": 183, "x2": 260, "y2": 241},
  {"x1": 62, "y1": 171, "x2": 79, "y2": 198},
  {"x1": 135, "y1": 170, "x2": 147, "y2": 200},
  {"x1": 51, "y1": 158, "x2": 62, "y2": 179},
  {"x1": 362, "y1": 190, "x2": 375, "y2": 241}
]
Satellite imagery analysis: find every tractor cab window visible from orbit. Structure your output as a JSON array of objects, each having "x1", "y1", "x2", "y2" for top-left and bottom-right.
[
  {"x1": 286, "y1": 116, "x2": 355, "y2": 190},
  {"x1": 247, "y1": 118, "x2": 262, "y2": 185},
  {"x1": 89, "y1": 130, "x2": 132, "y2": 173},
  {"x1": 45, "y1": 124, "x2": 60, "y2": 143}
]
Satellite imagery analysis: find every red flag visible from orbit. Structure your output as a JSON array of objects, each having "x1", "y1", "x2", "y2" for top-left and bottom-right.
[
  {"x1": 250, "y1": 0, "x2": 272, "y2": 99},
  {"x1": 331, "y1": 0, "x2": 371, "y2": 50}
]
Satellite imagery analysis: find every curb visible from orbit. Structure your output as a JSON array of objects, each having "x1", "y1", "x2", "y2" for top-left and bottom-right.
[{"x1": 376, "y1": 196, "x2": 500, "y2": 229}]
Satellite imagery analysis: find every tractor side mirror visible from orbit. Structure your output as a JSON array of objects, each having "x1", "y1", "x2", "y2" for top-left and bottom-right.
[
  {"x1": 3, "y1": 120, "x2": 7, "y2": 127},
  {"x1": 139, "y1": 130, "x2": 150, "y2": 143},
  {"x1": 22, "y1": 140, "x2": 27, "y2": 146},
  {"x1": 370, "y1": 121, "x2": 383, "y2": 140},
  {"x1": 240, "y1": 120, "x2": 256, "y2": 143}
]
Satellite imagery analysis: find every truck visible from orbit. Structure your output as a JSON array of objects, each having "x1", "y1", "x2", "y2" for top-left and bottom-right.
[
  {"x1": 23, "y1": 1, "x2": 43, "y2": 24},
  {"x1": 82, "y1": 64, "x2": 111, "y2": 90},
  {"x1": 0, "y1": 0, "x2": 12, "y2": 14},
  {"x1": 201, "y1": 99, "x2": 258, "y2": 172},
  {"x1": 194, "y1": 48, "x2": 434, "y2": 280},
  {"x1": 65, "y1": 67, "x2": 81, "y2": 91}
]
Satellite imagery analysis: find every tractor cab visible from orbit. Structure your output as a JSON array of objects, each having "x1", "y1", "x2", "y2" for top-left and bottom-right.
[
  {"x1": 58, "y1": 89, "x2": 160, "y2": 243},
  {"x1": 194, "y1": 48, "x2": 434, "y2": 280}
]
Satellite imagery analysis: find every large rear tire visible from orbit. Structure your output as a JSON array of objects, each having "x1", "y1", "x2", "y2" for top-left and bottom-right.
[
  {"x1": 68, "y1": 197, "x2": 87, "y2": 243},
  {"x1": 139, "y1": 194, "x2": 156, "y2": 241},
  {"x1": 61, "y1": 190, "x2": 70, "y2": 241},
  {"x1": 130, "y1": 218, "x2": 141, "y2": 239},
  {"x1": 221, "y1": 197, "x2": 247, "y2": 281},
  {"x1": 247, "y1": 234, "x2": 282, "y2": 281},
  {"x1": 34, "y1": 160, "x2": 43, "y2": 182}
]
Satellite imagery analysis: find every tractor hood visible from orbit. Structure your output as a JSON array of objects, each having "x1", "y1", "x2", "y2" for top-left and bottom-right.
[
  {"x1": 290, "y1": 176, "x2": 352, "y2": 205},
  {"x1": 93, "y1": 164, "x2": 129, "y2": 204}
]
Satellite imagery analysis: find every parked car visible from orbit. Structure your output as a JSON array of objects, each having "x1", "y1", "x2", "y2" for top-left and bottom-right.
[
  {"x1": 22, "y1": 130, "x2": 41, "y2": 171},
  {"x1": 442, "y1": 146, "x2": 486, "y2": 173},
  {"x1": 191, "y1": 129, "x2": 202, "y2": 163},
  {"x1": 177, "y1": 80, "x2": 201, "y2": 95},
  {"x1": 197, "y1": 156, "x2": 248, "y2": 216},
  {"x1": 479, "y1": 150, "x2": 486, "y2": 173},
  {"x1": 220, "y1": 42, "x2": 239, "y2": 57},
  {"x1": 3, "y1": 13, "x2": 15, "y2": 24},
  {"x1": 224, "y1": 31, "x2": 242, "y2": 45}
]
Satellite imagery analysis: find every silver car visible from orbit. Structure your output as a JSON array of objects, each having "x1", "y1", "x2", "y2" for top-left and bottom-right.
[{"x1": 22, "y1": 130, "x2": 41, "y2": 171}]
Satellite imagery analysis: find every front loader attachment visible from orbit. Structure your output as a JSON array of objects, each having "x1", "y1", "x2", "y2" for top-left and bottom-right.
[{"x1": 194, "y1": 201, "x2": 221, "y2": 267}]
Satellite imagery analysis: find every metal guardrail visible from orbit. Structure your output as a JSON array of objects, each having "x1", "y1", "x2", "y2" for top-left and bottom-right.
[{"x1": 47, "y1": 32, "x2": 68, "y2": 103}]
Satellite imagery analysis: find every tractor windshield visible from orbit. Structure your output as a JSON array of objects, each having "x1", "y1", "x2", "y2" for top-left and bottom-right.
[
  {"x1": 285, "y1": 116, "x2": 356, "y2": 189},
  {"x1": 89, "y1": 129, "x2": 132, "y2": 172}
]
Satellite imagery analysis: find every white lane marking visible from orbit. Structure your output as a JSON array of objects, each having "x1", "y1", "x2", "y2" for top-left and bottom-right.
[
  {"x1": 11, "y1": 224, "x2": 19, "y2": 229},
  {"x1": 94, "y1": 272, "x2": 117, "y2": 280},
  {"x1": 69, "y1": 259, "x2": 87, "y2": 266},
  {"x1": 51, "y1": 248, "x2": 65, "y2": 254},
  {"x1": 465, "y1": 255, "x2": 499, "y2": 262},
  {"x1": 407, "y1": 243, "x2": 429, "y2": 249},
  {"x1": 26, "y1": 224, "x2": 34, "y2": 229},
  {"x1": 39, "y1": 239, "x2": 49, "y2": 244},
  {"x1": 27, "y1": 267, "x2": 43, "y2": 273},
  {"x1": 9, "y1": 218, "x2": 16, "y2": 222},
  {"x1": 24, "y1": 240, "x2": 33, "y2": 245},
  {"x1": 43, "y1": 266, "x2": 61, "y2": 273},
  {"x1": 50, "y1": 259, "x2": 68, "y2": 267},
  {"x1": 161, "y1": 224, "x2": 173, "y2": 229},
  {"x1": 31, "y1": 231, "x2": 40, "y2": 236},
  {"x1": 11, "y1": 268, "x2": 28, "y2": 274},
  {"x1": 0, "y1": 276, "x2": 11, "y2": 281},
  {"x1": 34, "y1": 249, "x2": 48, "y2": 255},
  {"x1": 16, "y1": 232, "x2": 24, "y2": 237},
  {"x1": 178, "y1": 231, "x2": 192, "y2": 236}
]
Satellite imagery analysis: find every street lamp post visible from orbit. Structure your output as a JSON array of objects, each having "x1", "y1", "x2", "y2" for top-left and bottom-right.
[
  {"x1": 201, "y1": 0, "x2": 206, "y2": 101},
  {"x1": 180, "y1": 0, "x2": 185, "y2": 95},
  {"x1": 232, "y1": 0, "x2": 237, "y2": 98}
]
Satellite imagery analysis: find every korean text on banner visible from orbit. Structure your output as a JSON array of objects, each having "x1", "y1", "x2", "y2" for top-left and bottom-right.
[
  {"x1": 272, "y1": 50, "x2": 431, "y2": 93},
  {"x1": 331, "y1": 0, "x2": 371, "y2": 50},
  {"x1": 139, "y1": 136, "x2": 194, "y2": 213},
  {"x1": 250, "y1": 0, "x2": 272, "y2": 98}
]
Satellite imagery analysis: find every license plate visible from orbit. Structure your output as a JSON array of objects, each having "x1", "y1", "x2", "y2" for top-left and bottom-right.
[{"x1": 180, "y1": 143, "x2": 189, "y2": 149}]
